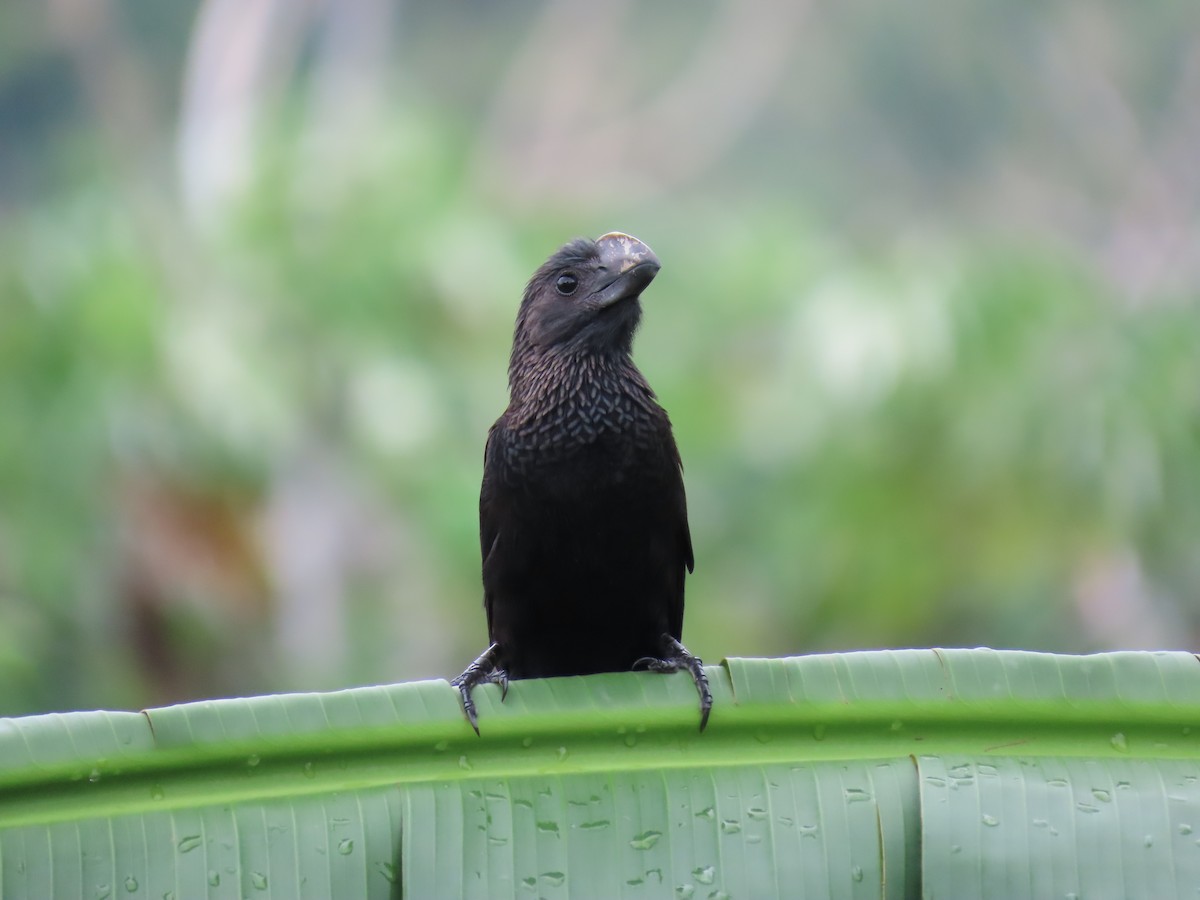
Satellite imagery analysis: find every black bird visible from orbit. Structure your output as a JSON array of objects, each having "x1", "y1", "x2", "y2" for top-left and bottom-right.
[{"x1": 452, "y1": 232, "x2": 711, "y2": 733}]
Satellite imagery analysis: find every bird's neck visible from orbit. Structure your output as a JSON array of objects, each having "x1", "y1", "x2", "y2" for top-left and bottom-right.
[{"x1": 506, "y1": 346, "x2": 658, "y2": 431}]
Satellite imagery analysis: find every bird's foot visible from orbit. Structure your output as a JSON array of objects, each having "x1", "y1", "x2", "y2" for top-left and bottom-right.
[
  {"x1": 633, "y1": 634, "x2": 713, "y2": 731},
  {"x1": 451, "y1": 643, "x2": 509, "y2": 735}
]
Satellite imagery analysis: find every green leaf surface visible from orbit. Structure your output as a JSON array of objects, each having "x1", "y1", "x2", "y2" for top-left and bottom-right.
[
  {"x1": 918, "y1": 755, "x2": 1200, "y2": 899},
  {"x1": 402, "y1": 758, "x2": 919, "y2": 899},
  {"x1": 2, "y1": 650, "x2": 1199, "y2": 897}
]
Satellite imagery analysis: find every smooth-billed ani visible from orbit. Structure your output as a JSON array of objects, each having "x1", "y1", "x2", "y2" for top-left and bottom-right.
[{"x1": 452, "y1": 232, "x2": 711, "y2": 732}]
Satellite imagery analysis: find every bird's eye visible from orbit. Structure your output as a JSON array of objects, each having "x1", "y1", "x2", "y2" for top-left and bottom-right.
[{"x1": 556, "y1": 273, "x2": 578, "y2": 295}]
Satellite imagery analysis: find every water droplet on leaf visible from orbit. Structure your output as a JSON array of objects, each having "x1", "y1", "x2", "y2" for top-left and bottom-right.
[{"x1": 629, "y1": 829, "x2": 662, "y2": 850}]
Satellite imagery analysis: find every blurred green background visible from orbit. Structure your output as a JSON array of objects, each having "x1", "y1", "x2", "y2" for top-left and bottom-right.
[{"x1": 2, "y1": 0, "x2": 1198, "y2": 716}]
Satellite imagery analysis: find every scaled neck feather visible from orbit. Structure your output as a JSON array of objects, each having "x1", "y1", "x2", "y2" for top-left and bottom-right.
[{"x1": 505, "y1": 343, "x2": 661, "y2": 442}]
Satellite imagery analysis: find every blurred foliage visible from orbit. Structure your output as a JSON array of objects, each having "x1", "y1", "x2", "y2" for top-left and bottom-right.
[{"x1": 0, "y1": 0, "x2": 1197, "y2": 715}]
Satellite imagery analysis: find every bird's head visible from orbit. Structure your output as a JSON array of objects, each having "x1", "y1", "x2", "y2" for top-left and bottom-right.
[{"x1": 511, "y1": 232, "x2": 661, "y2": 360}]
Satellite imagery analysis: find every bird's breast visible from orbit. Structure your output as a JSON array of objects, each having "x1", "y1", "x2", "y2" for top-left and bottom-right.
[{"x1": 508, "y1": 382, "x2": 659, "y2": 457}]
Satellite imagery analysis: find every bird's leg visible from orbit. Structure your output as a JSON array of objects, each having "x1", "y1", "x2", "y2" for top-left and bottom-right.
[
  {"x1": 633, "y1": 633, "x2": 713, "y2": 731},
  {"x1": 451, "y1": 643, "x2": 509, "y2": 735}
]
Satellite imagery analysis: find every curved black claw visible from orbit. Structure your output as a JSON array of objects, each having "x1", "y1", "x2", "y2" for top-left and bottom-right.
[
  {"x1": 633, "y1": 634, "x2": 713, "y2": 732},
  {"x1": 451, "y1": 643, "x2": 507, "y2": 735}
]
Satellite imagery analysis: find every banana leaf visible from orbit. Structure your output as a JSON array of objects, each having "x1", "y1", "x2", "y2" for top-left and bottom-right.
[{"x1": 2, "y1": 649, "x2": 1199, "y2": 898}]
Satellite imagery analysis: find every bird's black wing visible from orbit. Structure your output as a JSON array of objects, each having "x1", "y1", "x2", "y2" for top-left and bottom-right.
[
  {"x1": 667, "y1": 431, "x2": 694, "y2": 640},
  {"x1": 478, "y1": 420, "x2": 508, "y2": 641}
]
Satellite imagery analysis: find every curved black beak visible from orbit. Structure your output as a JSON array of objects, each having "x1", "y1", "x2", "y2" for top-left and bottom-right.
[{"x1": 593, "y1": 232, "x2": 661, "y2": 307}]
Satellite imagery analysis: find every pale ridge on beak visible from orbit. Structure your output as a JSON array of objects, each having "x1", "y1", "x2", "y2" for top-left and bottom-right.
[{"x1": 596, "y1": 232, "x2": 660, "y2": 275}]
